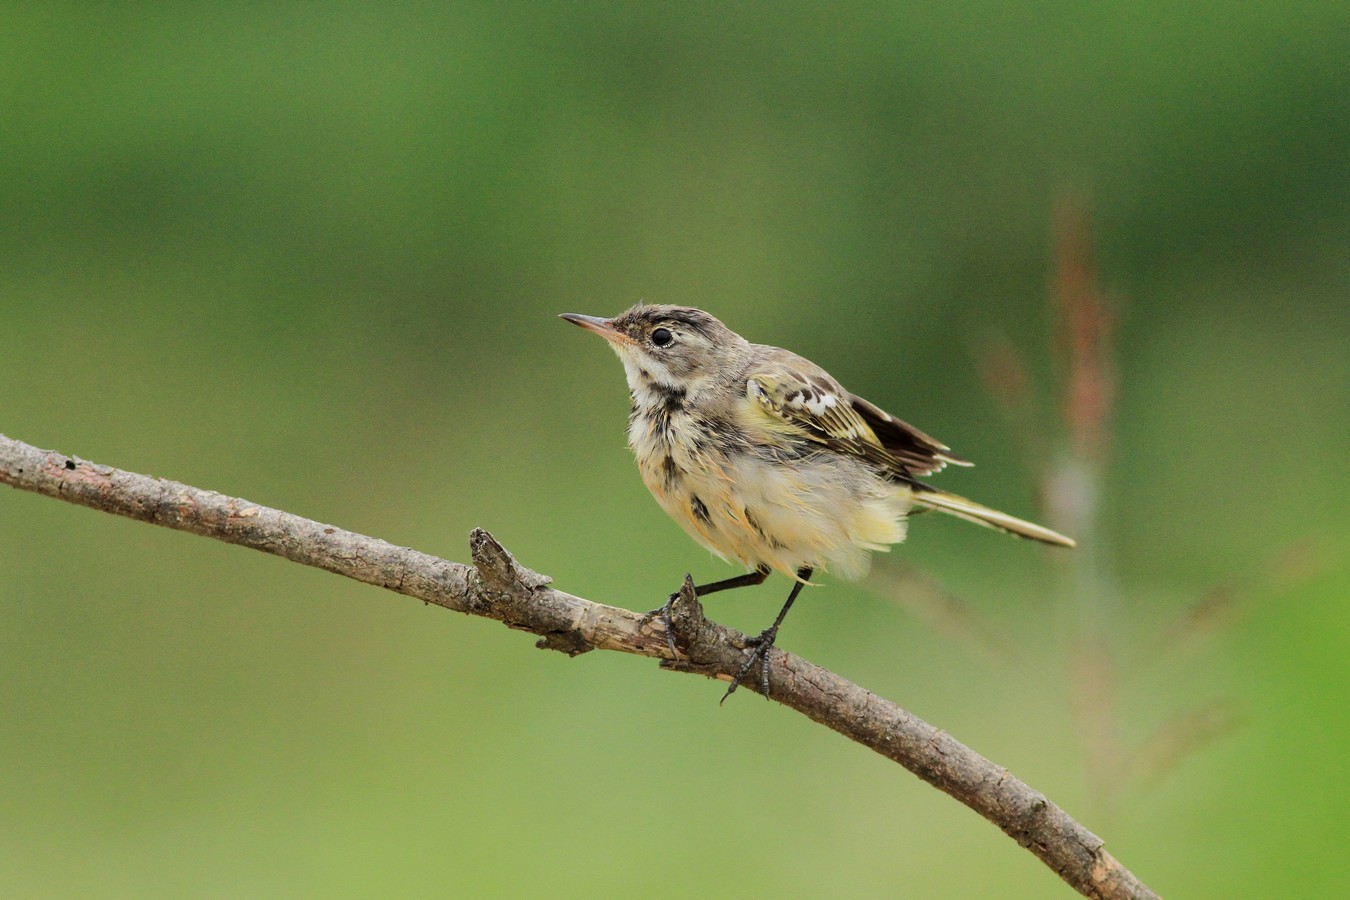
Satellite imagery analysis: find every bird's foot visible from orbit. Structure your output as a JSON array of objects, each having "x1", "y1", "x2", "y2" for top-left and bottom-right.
[
  {"x1": 720, "y1": 626, "x2": 779, "y2": 704},
  {"x1": 642, "y1": 576, "x2": 694, "y2": 659}
]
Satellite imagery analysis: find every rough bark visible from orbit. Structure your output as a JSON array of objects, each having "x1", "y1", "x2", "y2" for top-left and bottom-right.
[{"x1": 0, "y1": 433, "x2": 1159, "y2": 899}]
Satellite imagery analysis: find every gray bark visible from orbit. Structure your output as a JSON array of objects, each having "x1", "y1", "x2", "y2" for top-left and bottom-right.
[{"x1": 0, "y1": 433, "x2": 1159, "y2": 899}]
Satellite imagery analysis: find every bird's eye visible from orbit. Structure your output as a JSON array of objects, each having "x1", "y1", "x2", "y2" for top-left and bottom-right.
[{"x1": 651, "y1": 327, "x2": 674, "y2": 347}]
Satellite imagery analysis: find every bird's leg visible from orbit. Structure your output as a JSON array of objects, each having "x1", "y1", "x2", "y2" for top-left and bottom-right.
[
  {"x1": 721, "y1": 567, "x2": 813, "y2": 704},
  {"x1": 649, "y1": 567, "x2": 770, "y2": 657},
  {"x1": 690, "y1": 568, "x2": 773, "y2": 597}
]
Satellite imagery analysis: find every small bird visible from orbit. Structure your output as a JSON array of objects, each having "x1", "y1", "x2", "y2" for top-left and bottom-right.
[{"x1": 562, "y1": 304, "x2": 1073, "y2": 699}]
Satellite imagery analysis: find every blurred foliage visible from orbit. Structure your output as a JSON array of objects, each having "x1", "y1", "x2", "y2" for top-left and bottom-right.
[{"x1": 2, "y1": 3, "x2": 1347, "y2": 897}]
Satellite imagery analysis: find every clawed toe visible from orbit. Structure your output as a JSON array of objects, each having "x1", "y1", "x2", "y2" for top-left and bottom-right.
[
  {"x1": 643, "y1": 587, "x2": 685, "y2": 659},
  {"x1": 720, "y1": 627, "x2": 779, "y2": 704}
]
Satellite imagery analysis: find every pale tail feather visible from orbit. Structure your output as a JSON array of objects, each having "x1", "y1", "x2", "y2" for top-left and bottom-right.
[{"x1": 912, "y1": 488, "x2": 1076, "y2": 548}]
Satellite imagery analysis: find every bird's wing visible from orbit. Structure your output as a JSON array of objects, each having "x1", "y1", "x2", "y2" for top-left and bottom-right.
[
  {"x1": 745, "y1": 349, "x2": 970, "y2": 477},
  {"x1": 848, "y1": 393, "x2": 972, "y2": 476},
  {"x1": 745, "y1": 353, "x2": 903, "y2": 474}
]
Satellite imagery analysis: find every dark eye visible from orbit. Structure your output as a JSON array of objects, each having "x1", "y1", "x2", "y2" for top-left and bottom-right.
[{"x1": 651, "y1": 327, "x2": 674, "y2": 347}]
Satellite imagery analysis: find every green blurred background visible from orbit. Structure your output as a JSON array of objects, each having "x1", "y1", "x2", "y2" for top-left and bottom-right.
[{"x1": 3, "y1": 3, "x2": 1347, "y2": 897}]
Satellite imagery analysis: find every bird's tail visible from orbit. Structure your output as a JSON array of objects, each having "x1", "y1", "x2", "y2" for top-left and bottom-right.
[{"x1": 910, "y1": 485, "x2": 1076, "y2": 548}]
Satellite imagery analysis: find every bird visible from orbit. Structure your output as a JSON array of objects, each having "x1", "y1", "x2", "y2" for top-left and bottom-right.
[{"x1": 561, "y1": 304, "x2": 1074, "y2": 700}]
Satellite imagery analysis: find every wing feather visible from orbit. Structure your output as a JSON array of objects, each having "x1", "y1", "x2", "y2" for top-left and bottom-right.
[
  {"x1": 849, "y1": 393, "x2": 972, "y2": 476},
  {"x1": 745, "y1": 350, "x2": 970, "y2": 478}
]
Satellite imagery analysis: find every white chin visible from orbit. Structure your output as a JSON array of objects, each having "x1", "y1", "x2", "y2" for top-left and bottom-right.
[{"x1": 620, "y1": 354, "x2": 678, "y2": 390}]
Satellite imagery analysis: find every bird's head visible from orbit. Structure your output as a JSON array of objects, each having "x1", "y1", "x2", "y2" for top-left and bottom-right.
[{"x1": 560, "y1": 304, "x2": 749, "y2": 399}]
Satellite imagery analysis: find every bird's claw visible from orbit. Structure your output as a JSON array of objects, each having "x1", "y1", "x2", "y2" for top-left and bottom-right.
[
  {"x1": 720, "y1": 626, "x2": 779, "y2": 704},
  {"x1": 643, "y1": 583, "x2": 687, "y2": 659}
]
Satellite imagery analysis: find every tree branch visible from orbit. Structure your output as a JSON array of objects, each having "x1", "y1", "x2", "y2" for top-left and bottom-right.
[{"x1": 0, "y1": 433, "x2": 1158, "y2": 899}]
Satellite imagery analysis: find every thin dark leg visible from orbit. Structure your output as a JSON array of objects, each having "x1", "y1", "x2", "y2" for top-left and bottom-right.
[
  {"x1": 691, "y1": 568, "x2": 770, "y2": 597},
  {"x1": 650, "y1": 566, "x2": 771, "y2": 657},
  {"x1": 721, "y1": 566, "x2": 813, "y2": 703}
]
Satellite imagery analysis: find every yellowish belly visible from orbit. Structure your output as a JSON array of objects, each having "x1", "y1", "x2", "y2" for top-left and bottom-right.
[{"x1": 632, "y1": 419, "x2": 910, "y2": 580}]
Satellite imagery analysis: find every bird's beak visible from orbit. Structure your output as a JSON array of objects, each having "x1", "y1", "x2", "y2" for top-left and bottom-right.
[{"x1": 559, "y1": 313, "x2": 633, "y2": 345}]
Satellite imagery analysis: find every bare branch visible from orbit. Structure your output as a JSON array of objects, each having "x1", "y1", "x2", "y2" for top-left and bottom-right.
[{"x1": 0, "y1": 433, "x2": 1159, "y2": 899}]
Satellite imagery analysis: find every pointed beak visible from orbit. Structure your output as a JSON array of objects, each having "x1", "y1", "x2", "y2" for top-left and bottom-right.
[{"x1": 559, "y1": 313, "x2": 633, "y2": 345}]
